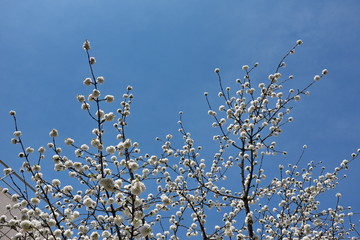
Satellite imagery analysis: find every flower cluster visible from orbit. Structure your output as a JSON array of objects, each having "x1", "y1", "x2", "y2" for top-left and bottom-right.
[{"x1": 1, "y1": 40, "x2": 358, "y2": 240}]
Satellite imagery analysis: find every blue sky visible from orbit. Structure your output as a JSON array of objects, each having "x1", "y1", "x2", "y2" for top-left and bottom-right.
[{"x1": 1, "y1": 0, "x2": 359, "y2": 228}]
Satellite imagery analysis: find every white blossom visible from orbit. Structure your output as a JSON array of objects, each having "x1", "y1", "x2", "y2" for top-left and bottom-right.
[
  {"x1": 83, "y1": 77, "x2": 92, "y2": 86},
  {"x1": 99, "y1": 178, "x2": 117, "y2": 192},
  {"x1": 139, "y1": 223, "x2": 152, "y2": 237},
  {"x1": 131, "y1": 180, "x2": 146, "y2": 196},
  {"x1": 64, "y1": 138, "x2": 74, "y2": 146},
  {"x1": 83, "y1": 40, "x2": 91, "y2": 50},
  {"x1": 96, "y1": 76, "x2": 105, "y2": 84},
  {"x1": 49, "y1": 129, "x2": 58, "y2": 137},
  {"x1": 3, "y1": 168, "x2": 12, "y2": 176},
  {"x1": 105, "y1": 95, "x2": 114, "y2": 103}
]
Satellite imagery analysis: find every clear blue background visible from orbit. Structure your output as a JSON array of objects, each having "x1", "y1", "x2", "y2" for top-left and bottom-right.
[{"x1": 1, "y1": 0, "x2": 359, "y2": 227}]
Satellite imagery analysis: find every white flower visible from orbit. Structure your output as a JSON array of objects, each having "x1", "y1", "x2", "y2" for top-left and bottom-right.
[
  {"x1": 296, "y1": 39, "x2": 303, "y2": 45},
  {"x1": 106, "y1": 145, "x2": 116, "y2": 154},
  {"x1": 64, "y1": 229, "x2": 73, "y2": 238},
  {"x1": 96, "y1": 76, "x2": 105, "y2": 84},
  {"x1": 90, "y1": 232, "x2": 100, "y2": 240},
  {"x1": 214, "y1": 68, "x2": 220, "y2": 73},
  {"x1": 89, "y1": 57, "x2": 96, "y2": 64},
  {"x1": 92, "y1": 89, "x2": 100, "y2": 98},
  {"x1": 161, "y1": 194, "x2": 172, "y2": 205},
  {"x1": 81, "y1": 144, "x2": 89, "y2": 151},
  {"x1": 114, "y1": 215, "x2": 124, "y2": 226},
  {"x1": 104, "y1": 112, "x2": 115, "y2": 122},
  {"x1": 102, "y1": 231, "x2": 111, "y2": 238},
  {"x1": 65, "y1": 138, "x2": 75, "y2": 146},
  {"x1": 83, "y1": 40, "x2": 91, "y2": 50},
  {"x1": 139, "y1": 223, "x2": 152, "y2": 237},
  {"x1": 9, "y1": 110, "x2": 16, "y2": 116},
  {"x1": 83, "y1": 197, "x2": 95, "y2": 208},
  {"x1": 242, "y1": 65, "x2": 249, "y2": 70},
  {"x1": 322, "y1": 69, "x2": 328, "y2": 75},
  {"x1": 25, "y1": 147, "x2": 34, "y2": 153},
  {"x1": 81, "y1": 102, "x2": 90, "y2": 110},
  {"x1": 314, "y1": 75, "x2": 321, "y2": 81},
  {"x1": 37, "y1": 147, "x2": 45, "y2": 155},
  {"x1": 54, "y1": 229, "x2": 62, "y2": 237},
  {"x1": 76, "y1": 95, "x2": 85, "y2": 102},
  {"x1": 3, "y1": 168, "x2": 12, "y2": 176},
  {"x1": 124, "y1": 139, "x2": 132, "y2": 149},
  {"x1": 115, "y1": 179, "x2": 123, "y2": 189},
  {"x1": 30, "y1": 197, "x2": 40, "y2": 205},
  {"x1": 105, "y1": 95, "x2": 114, "y2": 103},
  {"x1": 208, "y1": 110, "x2": 216, "y2": 116},
  {"x1": 20, "y1": 220, "x2": 32, "y2": 231},
  {"x1": 129, "y1": 161, "x2": 139, "y2": 172},
  {"x1": 131, "y1": 180, "x2": 146, "y2": 196},
  {"x1": 49, "y1": 129, "x2": 58, "y2": 138},
  {"x1": 62, "y1": 185, "x2": 73, "y2": 193},
  {"x1": 13, "y1": 131, "x2": 22, "y2": 137},
  {"x1": 83, "y1": 78, "x2": 92, "y2": 86},
  {"x1": 11, "y1": 194, "x2": 19, "y2": 202},
  {"x1": 100, "y1": 178, "x2": 117, "y2": 192},
  {"x1": 91, "y1": 138, "x2": 101, "y2": 148},
  {"x1": 0, "y1": 215, "x2": 7, "y2": 223},
  {"x1": 52, "y1": 179, "x2": 61, "y2": 186}
]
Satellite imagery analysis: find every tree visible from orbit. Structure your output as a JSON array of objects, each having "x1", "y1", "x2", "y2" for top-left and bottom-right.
[{"x1": 1, "y1": 40, "x2": 358, "y2": 240}]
